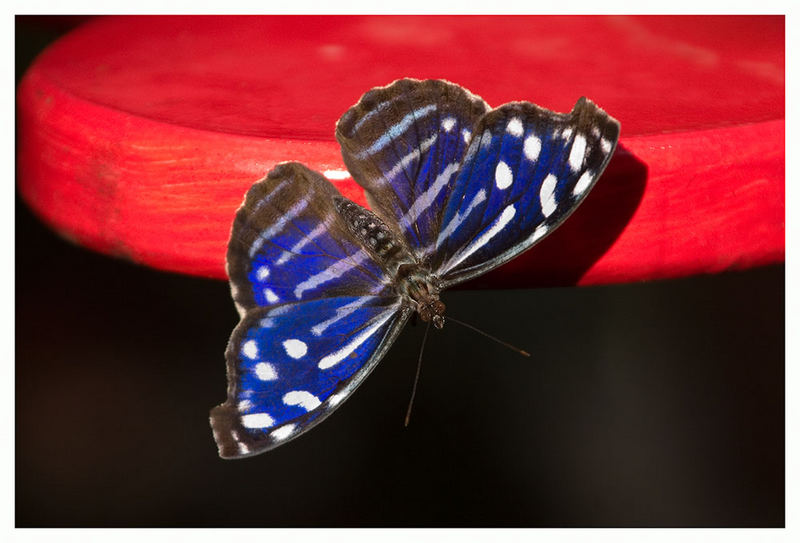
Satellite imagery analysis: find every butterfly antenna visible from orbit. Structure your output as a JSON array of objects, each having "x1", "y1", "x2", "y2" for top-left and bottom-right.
[
  {"x1": 446, "y1": 315, "x2": 531, "y2": 358},
  {"x1": 404, "y1": 320, "x2": 431, "y2": 427}
]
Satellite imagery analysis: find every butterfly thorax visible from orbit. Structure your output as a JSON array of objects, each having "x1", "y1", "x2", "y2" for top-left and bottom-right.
[
  {"x1": 396, "y1": 263, "x2": 446, "y2": 329},
  {"x1": 334, "y1": 196, "x2": 446, "y2": 329}
]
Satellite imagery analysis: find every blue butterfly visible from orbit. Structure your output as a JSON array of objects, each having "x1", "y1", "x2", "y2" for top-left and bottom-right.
[{"x1": 210, "y1": 79, "x2": 620, "y2": 458}]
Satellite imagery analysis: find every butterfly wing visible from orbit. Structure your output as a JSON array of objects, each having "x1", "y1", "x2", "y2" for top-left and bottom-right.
[
  {"x1": 336, "y1": 79, "x2": 619, "y2": 287},
  {"x1": 431, "y1": 97, "x2": 620, "y2": 286},
  {"x1": 336, "y1": 78, "x2": 489, "y2": 263},
  {"x1": 212, "y1": 298, "x2": 409, "y2": 458},
  {"x1": 211, "y1": 162, "x2": 409, "y2": 458}
]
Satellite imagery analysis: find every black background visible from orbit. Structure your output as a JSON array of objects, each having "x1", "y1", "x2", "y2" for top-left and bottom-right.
[{"x1": 16, "y1": 16, "x2": 784, "y2": 527}]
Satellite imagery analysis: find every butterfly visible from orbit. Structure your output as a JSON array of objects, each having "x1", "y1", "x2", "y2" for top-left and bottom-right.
[{"x1": 210, "y1": 79, "x2": 620, "y2": 458}]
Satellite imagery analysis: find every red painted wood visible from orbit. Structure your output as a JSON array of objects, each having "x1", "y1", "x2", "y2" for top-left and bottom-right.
[{"x1": 17, "y1": 15, "x2": 784, "y2": 287}]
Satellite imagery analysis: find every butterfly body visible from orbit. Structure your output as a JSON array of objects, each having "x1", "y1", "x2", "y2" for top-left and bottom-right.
[
  {"x1": 211, "y1": 79, "x2": 620, "y2": 458},
  {"x1": 333, "y1": 194, "x2": 447, "y2": 328}
]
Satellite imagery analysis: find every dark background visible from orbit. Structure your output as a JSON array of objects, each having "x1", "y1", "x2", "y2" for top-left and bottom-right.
[{"x1": 16, "y1": 17, "x2": 784, "y2": 527}]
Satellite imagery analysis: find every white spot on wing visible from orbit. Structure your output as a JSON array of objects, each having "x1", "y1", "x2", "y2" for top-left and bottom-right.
[
  {"x1": 249, "y1": 199, "x2": 309, "y2": 257},
  {"x1": 267, "y1": 305, "x2": 293, "y2": 316},
  {"x1": 495, "y1": 161, "x2": 513, "y2": 189},
  {"x1": 434, "y1": 189, "x2": 487, "y2": 251},
  {"x1": 328, "y1": 391, "x2": 346, "y2": 406},
  {"x1": 256, "y1": 265, "x2": 270, "y2": 281},
  {"x1": 254, "y1": 362, "x2": 278, "y2": 381},
  {"x1": 318, "y1": 308, "x2": 397, "y2": 369},
  {"x1": 572, "y1": 170, "x2": 594, "y2": 196},
  {"x1": 242, "y1": 340, "x2": 258, "y2": 360},
  {"x1": 540, "y1": 174, "x2": 558, "y2": 218},
  {"x1": 506, "y1": 117, "x2": 523, "y2": 137},
  {"x1": 252, "y1": 179, "x2": 288, "y2": 212},
  {"x1": 283, "y1": 390, "x2": 322, "y2": 411},
  {"x1": 400, "y1": 162, "x2": 460, "y2": 231},
  {"x1": 354, "y1": 104, "x2": 437, "y2": 158},
  {"x1": 461, "y1": 129, "x2": 471, "y2": 144},
  {"x1": 445, "y1": 205, "x2": 517, "y2": 271},
  {"x1": 441, "y1": 117, "x2": 456, "y2": 132},
  {"x1": 271, "y1": 424, "x2": 295, "y2": 441},
  {"x1": 353, "y1": 98, "x2": 392, "y2": 131},
  {"x1": 382, "y1": 134, "x2": 438, "y2": 182},
  {"x1": 264, "y1": 288, "x2": 279, "y2": 304},
  {"x1": 531, "y1": 224, "x2": 549, "y2": 243},
  {"x1": 601, "y1": 138, "x2": 612, "y2": 154},
  {"x1": 283, "y1": 339, "x2": 307, "y2": 359},
  {"x1": 241, "y1": 412, "x2": 275, "y2": 429},
  {"x1": 524, "y1": 135, "x2": 541, "y2": 161},
  {"x1": 276, "y1": 220, "x2": 330, "y2": 266},
  {"x1": 311, "y1": 296, "x2": 372, "y2": 336},
  {"x1": 568, "y1": 134, "x2": 587, "y2": 171},
  {"x1": 294, "y1": 250, "x2": 369, "y2": 299},
  {"x1": 237, "y1": 399, "x2": 252, "y2": 411}
]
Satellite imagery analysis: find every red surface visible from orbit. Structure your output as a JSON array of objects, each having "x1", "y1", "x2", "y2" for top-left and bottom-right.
[{"x1": 17, "y1": 15, "x2": 784, "y2": 287}]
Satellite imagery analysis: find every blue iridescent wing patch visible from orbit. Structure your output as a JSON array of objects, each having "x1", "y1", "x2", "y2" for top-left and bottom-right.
[
  {"x1": 212, "y1": 79, "x2": 620, "y2": 458},
  {"x1": 431, "y1": 98, "x2": 620, "y2": 286},
  {"x1": 212, "y1": 296, "x2": 408, "y2": 458},
  {"x1": 211, "y1": 163, "x2": 410, "y2": 458}
]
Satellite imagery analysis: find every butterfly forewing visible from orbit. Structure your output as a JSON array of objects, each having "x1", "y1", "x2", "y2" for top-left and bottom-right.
[
  {"x1": 336, "y1": 79, "x2": 489, "y2": 263},
  {"x1": 226, "y1": 163, "x2": 394, "y2": 311},
  {"x1": 432, "y1": 97, "x2": 620, "y2": 286},
  {"x1": 214, "y1": 162, "x2": 408, "y2": 458}
]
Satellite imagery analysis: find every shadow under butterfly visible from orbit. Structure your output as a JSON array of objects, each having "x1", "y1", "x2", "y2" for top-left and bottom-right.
[{"x1": 210, "y1": 79, "x2": 620, "y2": 459}]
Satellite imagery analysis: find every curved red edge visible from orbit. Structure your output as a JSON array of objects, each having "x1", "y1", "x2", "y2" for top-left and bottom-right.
[{"x1": 16, "y1": 16, "x2": 784, "y2": 288}]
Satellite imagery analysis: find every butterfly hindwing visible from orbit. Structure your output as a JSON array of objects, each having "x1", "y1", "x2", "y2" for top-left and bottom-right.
[
  {"x1": 211, "y1": 296, "x2": 409, "y2": 458},
  {"x1": 213, "y1": 162, "x2": 409, "y2": 458},
  {"x1": 431, "y1": 97, "x2": 620, "y2": 286},
  {"x1": 336, "y1": 78, "x2": 489, "y2": 264}
]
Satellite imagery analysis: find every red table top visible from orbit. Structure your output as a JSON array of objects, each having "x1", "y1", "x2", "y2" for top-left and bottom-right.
[{"x1": 17, "y1": 15, "x2": 784, "y2": 287}]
